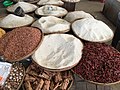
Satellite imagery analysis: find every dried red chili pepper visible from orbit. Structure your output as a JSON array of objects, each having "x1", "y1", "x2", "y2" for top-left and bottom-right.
[{"x1": 73, "y1": 42, "x2": 120, "y2": 83}]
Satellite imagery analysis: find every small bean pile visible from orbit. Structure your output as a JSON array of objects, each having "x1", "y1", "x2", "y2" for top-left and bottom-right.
[
  {"x1": 0, "y1": 62, "x2": 25, "y2": 90},
  {"x1": 0, "y1": 27, "x2": 42, "y2": 61},
  {"x1": 73, "y1": 42, "x2": 120, "y2": 83},
  {"x1": 24, "y1": 62, "x2": 73, "y2": 90}
]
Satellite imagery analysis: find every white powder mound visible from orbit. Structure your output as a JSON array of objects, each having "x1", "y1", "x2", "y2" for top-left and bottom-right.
[
  {"x1": 37, "y1": 0, "x2": 64, "y2": 6},
  {"x1": 64, "y1": 11, "x2": 94, "y2": 23},
  {"x1": 35, "y1": 5, "x2": 68, "y2": 17},
  {"x1": 32, "y1": 16, "x2": 70, "y2": 34},
  {"x1": 72, "y1": 18, "x2": 114, "y2": 42},
  {"x1": 32, "y1": 34, "x2": 83, "y2": 69},
  {"x1": 0, "y1": 14, "x2": 34, "y2": 28},
  {"x1": 62, "y1": 0, "x2": 80, "y2": 3},
  {"x1": 7, "y1": 2, "x2": 38, "y2": 13}
]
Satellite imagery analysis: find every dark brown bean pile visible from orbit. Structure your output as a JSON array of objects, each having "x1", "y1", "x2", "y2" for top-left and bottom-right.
[
  {"x1": 0, "y1": 27, "x2": 42, "y2": 61},
  {"x1": 73, "y1": 42, "x2": 120, "y2": 83}
]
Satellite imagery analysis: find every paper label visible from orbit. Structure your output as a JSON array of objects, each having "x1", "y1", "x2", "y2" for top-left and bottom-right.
[{"x1": 0, "y1": 62, "x2": 12, "y2": 85}]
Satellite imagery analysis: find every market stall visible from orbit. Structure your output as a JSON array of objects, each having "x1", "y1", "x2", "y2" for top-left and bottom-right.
[{"x1": 0, "y1": 0, "x2": 120, "y2": 90}]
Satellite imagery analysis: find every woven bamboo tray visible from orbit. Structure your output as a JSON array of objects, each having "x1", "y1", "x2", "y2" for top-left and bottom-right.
[{"x1": 0, "y1": 27, "x2": 44, "y2": 62}]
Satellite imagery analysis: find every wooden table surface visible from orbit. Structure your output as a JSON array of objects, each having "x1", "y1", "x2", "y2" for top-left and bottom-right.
[{"x1": 0, "y1": 2, "x2": 120, "y2": 90}]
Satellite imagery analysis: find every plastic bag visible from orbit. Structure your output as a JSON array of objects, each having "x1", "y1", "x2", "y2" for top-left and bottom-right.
[{"x1": 0, "y1": 62, "x2": 12, "y2": 85}]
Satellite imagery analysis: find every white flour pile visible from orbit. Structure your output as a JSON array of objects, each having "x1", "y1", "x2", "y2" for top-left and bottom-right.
[{"x1": 32, "y1": 34, "x2": 83, "y2": 69}]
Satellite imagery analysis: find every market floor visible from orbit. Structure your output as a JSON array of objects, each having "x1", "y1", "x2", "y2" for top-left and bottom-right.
[{"x1": 0, "y1": 0, "x2": 119, "y2": 90}]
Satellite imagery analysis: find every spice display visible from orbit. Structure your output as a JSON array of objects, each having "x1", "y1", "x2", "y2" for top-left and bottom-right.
[
  {"x1": 7, "y1": 2, "x2": 38, "y2": 13},
  {"x1": 32, "y1": 34, "x2": 83, "y2": 70},
  {"x1": 24, "y1": 62, "x2": 73, "y2": 90},
  {"x1": 37, "y1": 0, "x2": 64, "y2": 6},
  {"x1": 31, "y1": 16, "x2": 70, "y2": 34},
  {"x1": 0, "y1": 62, "x2": 25, "y2": 90},
  {"x1": 73, "y1": 42, "x2": 120, "y2": 83},
  {"x1": 64, "y1": 11, "x2": 94, "y2": 23},
  {"x1": 0, "y1": 27, "x2": 42, "y2": 61},
  {"x1": 0, "y1": 14, "x2": 34, "y2": 29},
  {"x1": 35, "y1": 5, "x2": 68, "y2": 17},
  {"x1": 72, "y1": 18, "x2": 114, "y2": 42}
]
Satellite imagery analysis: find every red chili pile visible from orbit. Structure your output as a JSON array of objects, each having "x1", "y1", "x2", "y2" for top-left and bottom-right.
[
  {"x1": 0, "y1": 27, "x2": 42, "y2": 61},
  {"x1": 73, "y1": 42, "x2": 120, "y2": 83}
]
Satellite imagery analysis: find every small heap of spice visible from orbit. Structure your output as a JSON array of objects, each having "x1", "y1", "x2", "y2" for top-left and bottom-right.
[
  {"x1": 24, "y1": 62, "x2": 73, "y2": 90},
  {"x1": 0, "y1": 62, "x2": 25, "y2": 90},
  {"x1": 0, "y1": 27, "x2": 42, "y2": 61},
  {"x1": 0, "y1": 28, "x2": 6, "y2": 38},
  {"x1": 73, "y1": 42, "x2": 120, "y2": 83}
]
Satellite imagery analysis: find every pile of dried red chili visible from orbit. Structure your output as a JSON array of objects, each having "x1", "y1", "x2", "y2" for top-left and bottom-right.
[{"x1": 73, "y1": 42, "x2": 120, "y2": 83}]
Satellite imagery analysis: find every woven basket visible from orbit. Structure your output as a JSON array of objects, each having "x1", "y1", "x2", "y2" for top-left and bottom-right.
[
  {"x1": 72, "y1": 70, "x2": 120, "y2": 86},
  {"x1": 71, "y1": 20, "x2": 114, "y2": 43},
  {"x1": 1, "y1": 62, "x2": 25, "y2": 90},
  {"x1": 33, "y1": 58, "x2": 81, "y2": 72},
  {"x1": 0, "y1": 18, "x2": 35, "y2": 30},
  {"x1": 1, "y1": 27, "x2": 44, "y2": 62}
]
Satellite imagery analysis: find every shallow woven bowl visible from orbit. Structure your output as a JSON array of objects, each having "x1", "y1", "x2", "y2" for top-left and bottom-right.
[
  {"x1": 1, "y1": 27, "x2": 44, "y2": 62},
  {"x1": 72, "y1": 69, "x2": 120, "y2": 86},
  {"x1": 35, "y1": 5, "x2": 68, "y2": 17},
  {"x1": 33, "y1": 57, "x2": 81, "y2": 72},
  {"x1": 0, "y1": 17, "x2": 35, "y2": 30},
  {"x1": 71, "y1": 20, "x2": 114, "y2": 43},
  {"x1": 4, "y1": 62, "x2": 25, "y2": 90}
]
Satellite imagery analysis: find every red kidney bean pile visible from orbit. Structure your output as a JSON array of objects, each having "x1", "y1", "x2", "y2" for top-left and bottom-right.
[
  {"x1": 73, "y1": 42, "x2": 120, "y2": 83},
  {"x1": 0, "y1": 27, "x2": 42, "y2": 61}
]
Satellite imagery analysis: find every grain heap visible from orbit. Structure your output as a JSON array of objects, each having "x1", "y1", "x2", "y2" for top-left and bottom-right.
[{"x1": 0, "y1": 27, "x2": 42, "y2": 61}]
